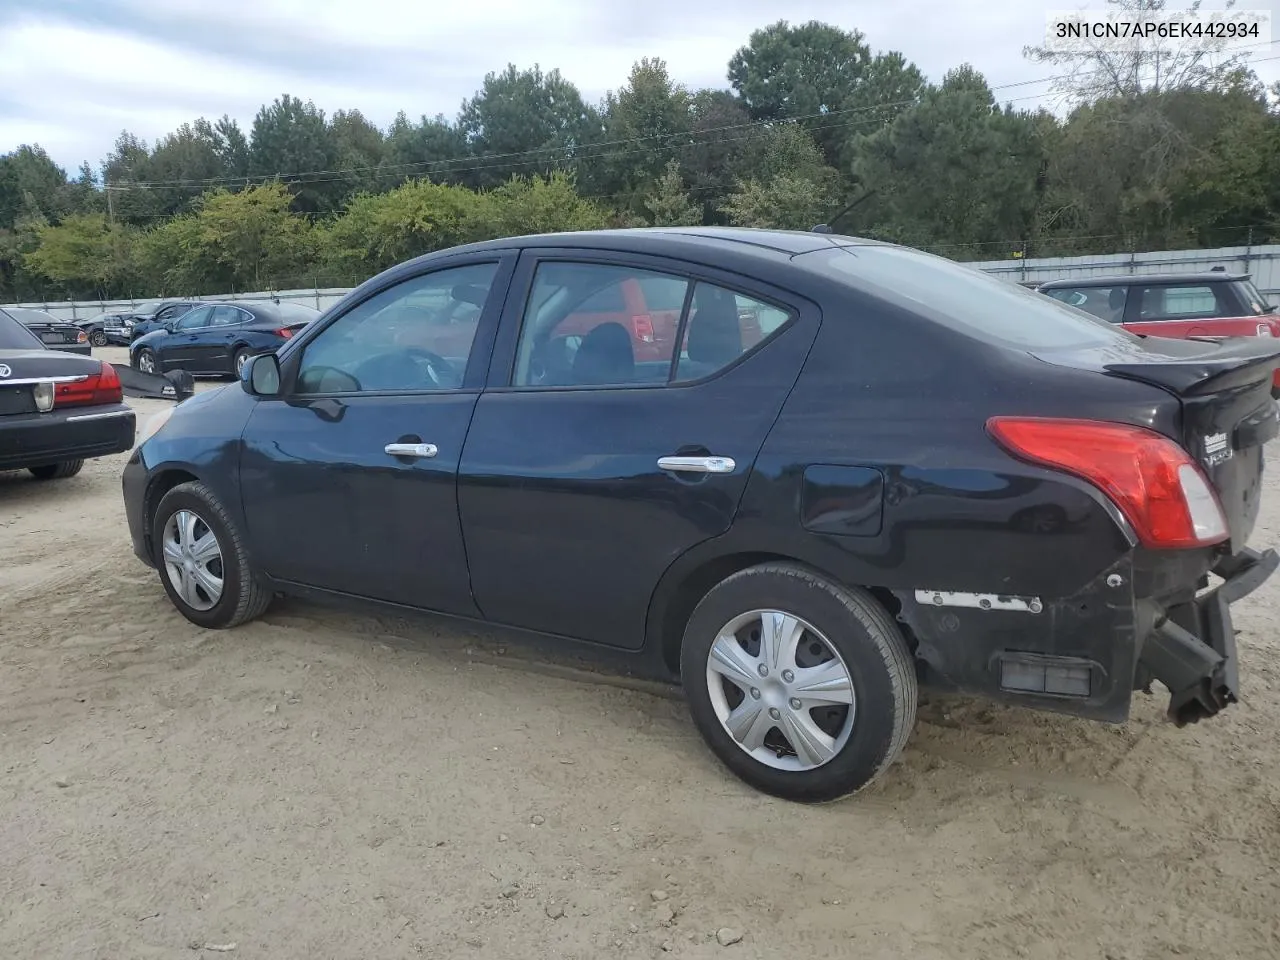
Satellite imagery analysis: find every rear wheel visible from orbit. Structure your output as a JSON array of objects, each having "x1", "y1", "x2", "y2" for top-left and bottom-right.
[
  {"x1": 679, "y1": 563, "x2": 917, "y2": 803},
  {"x1": 90, "y1": 329, "x2": 108, "y2": 347},
  {"x1": 151, "y1": 480, "x2": 272, "y2": 629},
  {"x1": 233, "y1": 348, "x2": 251, "y2": 378},
  {"x1": 29, "y1": 460, "x2": 84, "y2": 481},
  {"x1": 134, "y1": 348, "x2": 157, "y2": 374}
]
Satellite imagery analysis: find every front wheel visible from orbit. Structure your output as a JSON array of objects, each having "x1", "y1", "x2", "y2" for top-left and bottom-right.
[
  {"x1": 90, "y1": 329, "x2": 108, "y2": 347},
  {"x1": 680, "y1": 563, "x2": 917, "y2": 803},
  {"x1": 134, "y1": 348, "x2": 157, "y2": 374},
  {"x1": 151, "y1": 480, "x2": 272, "y2": 629}
]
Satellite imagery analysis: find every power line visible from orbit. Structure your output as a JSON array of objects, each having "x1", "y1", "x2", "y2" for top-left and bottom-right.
[{"x1": 106, "y1": 46, "x2": 1280, "y2": 194}]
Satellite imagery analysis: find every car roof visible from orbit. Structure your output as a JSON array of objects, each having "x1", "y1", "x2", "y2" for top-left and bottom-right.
[
  {"x1": 386, "y1": 226, "x2": 895, "y2": 275},
  {"x1": 1037, "y1": 272, "x2": 1249, "y2": 289}
]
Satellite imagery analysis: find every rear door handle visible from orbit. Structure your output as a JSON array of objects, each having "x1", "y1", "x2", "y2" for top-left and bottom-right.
[
  {"x1": 385, "y1": 442, "x2": 438, "y2": 459},
  {"x1": 657, "y1": 455, "x2": 736, "y2": 474}
]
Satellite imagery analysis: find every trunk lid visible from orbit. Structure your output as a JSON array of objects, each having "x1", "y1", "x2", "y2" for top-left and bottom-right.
[
  {"x1": 0, "y1": 349, "x2": 103, "y2": 416},
  {"x1": 1032, "y1": 336, "x2": 1280, "y2": 553}
]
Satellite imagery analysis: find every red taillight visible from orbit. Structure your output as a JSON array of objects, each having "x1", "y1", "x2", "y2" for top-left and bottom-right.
[
  {"x1": 631, "y1": 314, "x2": 655, "y2": 343},
  {"x1": 275, "y1": 327, "x2": 296, "y2": 339},
  {"x1": 77, "y1": 330, "x2": 88, "y2": 343},
  {"x1": 54, "y1": 361, "x2": 124, "y2": 408},
  {"x1": 986, "y1": 417, "x2": 1229, "y2": 549}
]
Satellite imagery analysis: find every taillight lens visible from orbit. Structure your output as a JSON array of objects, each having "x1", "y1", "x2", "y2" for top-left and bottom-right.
[
  {"x1": 987, "y1": 417, "x2": 1229, "y2": 549},
  {"x1": 275, "y1": 327, "x2": 296, "y2": 339},
  {"x1": 77, "y1": 330, "x2": 88, "y2": 343},
  {"x1": 631, "y1": 314, "x2": 655, "y2": 343},
  {"x1": 53, "y1": 361, "x2": 124, "y2": 408}
]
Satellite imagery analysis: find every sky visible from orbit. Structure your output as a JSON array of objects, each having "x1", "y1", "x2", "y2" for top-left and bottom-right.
[{"x1": 2, "y1": 0, "x2": 1277, "y2": 175}]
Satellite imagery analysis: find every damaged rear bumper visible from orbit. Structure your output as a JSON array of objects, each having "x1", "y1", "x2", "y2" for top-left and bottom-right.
[{"x1": 1136, "y1": 547, "x2": 1278, "y2": 726}]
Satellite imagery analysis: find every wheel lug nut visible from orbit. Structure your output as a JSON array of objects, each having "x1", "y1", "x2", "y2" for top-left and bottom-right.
[
  {"x1": 757, "y1": 664, "x2": 768, "y2": 677},
  {"x1": 749, "y1": 688, "x2": 761, "y2": 700},
  {"x1": 781, "y1": 669, "x2": 795, "y2": 683},
  {"x1": 768, "y1": 707, "x2": 781, "y2": 720},
  {"x1": 789, "y1": 698, "x2": 802, "y2": 710}
]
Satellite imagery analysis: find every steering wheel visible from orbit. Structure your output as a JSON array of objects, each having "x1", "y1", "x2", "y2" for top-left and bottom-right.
[{"x1": 402, "y1": 347, "x2": 458, "y2": 387}]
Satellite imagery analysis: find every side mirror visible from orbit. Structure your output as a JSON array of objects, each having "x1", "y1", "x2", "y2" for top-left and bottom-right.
[{"x1": 241, "y1": 353, "x2": 281, "y2": 397}]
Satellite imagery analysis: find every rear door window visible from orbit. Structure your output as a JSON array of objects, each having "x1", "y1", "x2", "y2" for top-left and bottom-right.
[
  {"x1": 803, "y1": 245, "x2": 1131, "y2": 349},
  {"x1": 1135, "y1": 284, "x2": 1232, "y2": 320}
]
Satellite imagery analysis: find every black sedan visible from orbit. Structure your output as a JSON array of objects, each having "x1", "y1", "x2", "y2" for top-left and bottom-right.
[
  {"x1": 122, "y1": 227, "x2": 1279, "y2": 802},
  {"x1": 129, "y1": 300, "x2": 319, "y2": 379},
  {"x1": 76, "y1": 312, "x2": 134, "y2": 347},
  {"x1": 0, "y1": 308, "x2": 135, "y2": 480},
  {"x1": 1, "y1": 306, "x2": 91, "y2": 355}
]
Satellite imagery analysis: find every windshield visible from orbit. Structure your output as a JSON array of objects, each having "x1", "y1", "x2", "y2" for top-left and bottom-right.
[
  {"x1": 2, "y1": 307, "x2": 59, "y2": 327},
  {"x1": 805, "y1": 245, "x2": 1133, "y2": 350},
  {"x1": 0, "y1": 309, "x2": 45, "y2": 349}
]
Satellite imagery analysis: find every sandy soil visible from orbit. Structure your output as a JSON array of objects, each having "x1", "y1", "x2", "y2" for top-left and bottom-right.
[{"x1": 2, "y1": 348, "x2": 1279, "y2": 960}]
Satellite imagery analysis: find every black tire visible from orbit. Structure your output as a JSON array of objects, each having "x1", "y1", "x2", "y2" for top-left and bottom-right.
[
  {"x1": 90, "y1": 328, "x2": 108, "y2": 347},
  {"x1": 29, "y1": 460, "x2": 84, "y2": 481},
  {"x1": 679, "y1": 563, "x2": 916, "y2": 803},
  {"x1": 134, "y1": 347, "x2": 157, "y2": 374},
  {"x1": 151, "y1": 480, "x2": 272, "y2": 629},
  {"x1": 233, "y1": 348, "x2": 251, "y2": 379}
]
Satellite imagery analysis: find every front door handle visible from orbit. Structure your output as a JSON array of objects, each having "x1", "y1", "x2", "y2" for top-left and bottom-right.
[
  {"x1": 385, "y1": 442, "x2": 438, "y2": 459},
  {"x1": 657, "y1": 455, "x2": 736, "y2": 474}
]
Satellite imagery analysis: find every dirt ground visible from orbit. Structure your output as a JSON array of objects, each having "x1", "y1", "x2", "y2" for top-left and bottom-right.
[{"x1": 2, "y1": 348, "x2": 1279, "y2": 960}]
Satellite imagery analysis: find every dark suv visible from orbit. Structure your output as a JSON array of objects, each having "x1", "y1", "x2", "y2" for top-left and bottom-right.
[{"x1": 122, "y1": 228, "x2": 1279, "y2": 803}]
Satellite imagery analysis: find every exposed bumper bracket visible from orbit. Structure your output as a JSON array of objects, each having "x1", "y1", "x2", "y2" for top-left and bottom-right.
[{"x1": 1138, "y1": 547, "x2": 1277, "y2": 726}]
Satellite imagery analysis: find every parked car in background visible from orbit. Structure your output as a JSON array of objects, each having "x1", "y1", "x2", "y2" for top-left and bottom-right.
[
  {"x1": 123, "y1": 227, "x2": 1278, "y2": 803},
  {"x1": 128, "y1": 300, "x2": 200, "y2": 341},
  {"x1": 75, "y1": 312, "x2": 134, "y2": 347},
  {"x1": 129, "y1": 299, "x2": 319, "y2": 378},
  {"x1": 0, "y1": 307, "x2": 90, "y2": 355},
  {"x1": 1037, "y1": 272, "x2": 1280, "y2": 393},
  {"x1": 0, "y1": 306, "x2": 134, "y2": 480}
]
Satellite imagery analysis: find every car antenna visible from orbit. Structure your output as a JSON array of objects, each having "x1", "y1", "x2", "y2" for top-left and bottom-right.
[{"x1": 811, "y1": 189, "x2": 877, "y2": 235}]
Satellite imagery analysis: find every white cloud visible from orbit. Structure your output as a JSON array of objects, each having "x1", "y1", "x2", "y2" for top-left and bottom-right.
[{"x1": 2, "y1": 0, "x2": 1275, "y2": 172}]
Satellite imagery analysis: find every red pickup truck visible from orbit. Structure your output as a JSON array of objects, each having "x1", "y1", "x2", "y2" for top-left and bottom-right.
[{"x1": 1037, "y1": 272, "x2": 1280, "y2": 394}]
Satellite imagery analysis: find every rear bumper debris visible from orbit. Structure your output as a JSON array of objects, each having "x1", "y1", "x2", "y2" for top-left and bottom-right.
[{"x1": 1137, "y1": 547, "x2": 1278, "y2": 726}]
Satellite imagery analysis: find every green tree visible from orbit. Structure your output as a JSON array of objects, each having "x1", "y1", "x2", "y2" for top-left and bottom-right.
[
  {"x1": 383, "y1": 112, "x2": 470, "y2": 187},
  {"x1": 484, "y1": 172, "x2": 610, "y2": 236},
  {"x1": 23, "y1": 213, "x2": 138, "y2": 297},
  {"x1": 586, "y1": 58, "x2": 691, "y2": 211},
  {"x1": 643, "y1": 160, "x2": 701, "y2": 226},
  {"x1": 330, "y1": 109, "x2": 386, "y2": 197},
  {"x1": 458, "y1": 64, "x2": 598, "y2": 188},
  {"x1": 679, "y1": 89, "x2": 754, "y2": 223},
  {"x1": 0, "y1": 145, "x2": 79, "y2": 230},
  {"x1": 728, "y1": 20, "x2": 925, "y2": 164},
  {"x1": 249, "y1": 95, "x2": 339, "y2": 212},
  {"x1": 322, "y1": 179, "x2": 486, "y2": 278},
  {"x1": 850, "y1": 66, "x2": 1047, "y2": 255},
  {"x1": 139, "y1": 182, "x2": 315, "y2": 293}
]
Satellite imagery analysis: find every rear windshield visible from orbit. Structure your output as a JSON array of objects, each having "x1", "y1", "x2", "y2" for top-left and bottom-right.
[
  {"x1": 272, "y1": 302, "x2": 320, "y2": 324},
  {"x1": 806, "y1": 245, "x2": 1132, "y2": 349},
  {"x1": 0, "y1": 310, "x2": 44, "y2": 349},
  {"x1": 3, "y1": 307, "x2": 59, "y2": 327},
  {"x1": 1235, "y1": 279, "x2": 1274, "y2": 315}
]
